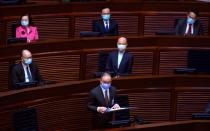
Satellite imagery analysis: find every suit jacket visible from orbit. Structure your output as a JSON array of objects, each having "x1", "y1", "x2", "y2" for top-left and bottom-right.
[
  {"x1": 88, "y1": 85, "x2": 117, "y2": 129},
  {"x1": 11, "y1": 62, "x2": 42, "y2": 88},
  {"x1": 16, "y1": 26, "x2": 39, "y2": 43},
  {"x1": 205, "y1": 101, "x2": 210, "y2": 113},
  {"x1": 175, "y1": 19, "x2": 204, "y2": 36},
  {"x1": 93, "y1": 19, "x2": 118, "y2": 36},
  {"x1": 106, "y1": 51, "x2": 134, "y2": 76}
]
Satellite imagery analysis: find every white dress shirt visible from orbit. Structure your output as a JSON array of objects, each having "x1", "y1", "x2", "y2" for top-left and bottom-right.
[
  {"x1": 100, "y1": 86, "x2": 110, "y2": 100},
  {"x1": 185, "y1": 23, "x2": 194, "y2": 35},
  {"x1": 118, "y1": 51, "x2": 125, "y2": 69},
  {"x1": 103, "y1": 20, "x2": 109, "y2": 29},
  {"x1": 22, "y1": 63, "x2": 32, "y2": 82}
]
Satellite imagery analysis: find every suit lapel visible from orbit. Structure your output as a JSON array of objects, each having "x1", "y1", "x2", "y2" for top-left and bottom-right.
[
  {"x1": 20, "y1": 63, "x2": 25, "y2": 81},
  {"x1": 114, "y1": 51, "x2": 119, "y2": 69},
  {"x1": 97, "y1": 86, "x2": 107, "y2": 106},
  {"x1": 100, "y1": 20, "x2": 106, "y2": 32},
  {"x1": 119, "y1": 52, "x2": 127, "y2": 70}
]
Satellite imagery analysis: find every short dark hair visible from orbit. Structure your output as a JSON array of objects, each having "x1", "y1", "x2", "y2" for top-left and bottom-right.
[
  {"x1": 101, "y1": 7, "x2": 110, "y2": 11},
  {"x1": 188, "y1": 9, "x2": 200, "y2": 17},
  {"x1": 19, "y1": 13, "x2": 34, "y2": 26}
]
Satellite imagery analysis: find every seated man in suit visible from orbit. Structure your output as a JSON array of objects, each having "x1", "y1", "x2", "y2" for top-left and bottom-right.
[
  {"x1": 11, "y1": 49, "x2": 43, "y2": 88},
  {"x1": 93, "y1": 7, "x2": 119, "y2": 36},
  {"x1": 106, "y1": 37, "x2": 134, "y2": 77},
  {"x1": 205, "y1": 101, "x2": 210, "y2": 113},
  {"x1": 175, "y1": 9, "x2": 204, "y2": 36},
  {"x1": 88, "y1": 73, "x2": 120, "y2": 129}
]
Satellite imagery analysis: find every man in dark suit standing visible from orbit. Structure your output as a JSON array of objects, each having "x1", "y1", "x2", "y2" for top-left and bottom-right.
[
  {"x1": 175, "y1": 9, "x2": 204, "y2": 36},
  {"x1": 11, "y1": 49, "x2": 43, "y2": 88},
  {"x1": 106, "y1": 37, "x2": 134, "y2": 77},
  {"x1": 88, "y1": 73, "x2": 120, "y2": 129},
  {"x1": 93, "y1": 7, "x2": 119, "y2": 36}
]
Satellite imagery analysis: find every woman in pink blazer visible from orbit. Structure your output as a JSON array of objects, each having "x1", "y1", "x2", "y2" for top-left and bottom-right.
[{"x1": 16, "y1": 14, "x2": 39, "y2": 43}]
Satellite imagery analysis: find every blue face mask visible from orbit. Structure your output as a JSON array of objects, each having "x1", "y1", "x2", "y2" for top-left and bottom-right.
[
  {"x1": 102, "y1": 14, "x2": 111, "y2": 21},
  {"x1": 187, "y1": 17, "x2": 195, "y2": 24},
  {"x1": 24, "y1": 58, "x2": 32, "y2": 65},
  {"x1": 21, "y1": 20, "x2": 29, "y2": 27},
  {"x1": 101, "y1": 83, "x2": 111, "y2": 90}
]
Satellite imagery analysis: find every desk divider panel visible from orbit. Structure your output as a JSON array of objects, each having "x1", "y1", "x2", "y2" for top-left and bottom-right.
[
  {"x1": 33, "y1": 52, "x2": 81, "y2": 82},
  {"x1": 127, "y1": 92, "x2": 171, "y2": 123},
  {"x1": 0, "y1": 61, "x2": 10, "y2": 92},
  {"x1": 176, "y1": 90, "x2": 210, "y2": 121},
  {"x1": 74, "y1": 16, "x2": 98, "y2": 38},
  {"x1": 33, "y1": 17, "x2": 70, "y2": 40},
  {"x1": 159, "y1": 50, "x2": 188, "y2": 75},
  {"x1": 131, "y1": 51, "x2": 153, "y2": 75}
]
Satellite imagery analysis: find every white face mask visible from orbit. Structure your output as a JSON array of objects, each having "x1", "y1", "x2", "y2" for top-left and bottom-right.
[{"x1": 117, "y1": 44, "x2": 127, "y2": 51}]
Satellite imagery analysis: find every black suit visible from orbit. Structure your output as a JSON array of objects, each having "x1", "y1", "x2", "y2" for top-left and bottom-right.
[
  {"x1": 11, "y1": 62, "x2": 42, "y2": 88},
  {"x1": 88, "y1": 85, "x2": 117, "y2": 129},
  {"x1": 93, "y1": 19, "x2": 118, "y2": 36},
  {"x1": 205, "y1": 101, "x2": 210, "y2": 113},
  {"x1": 106, "y1": 51, "x2": 134, "y2": 76},
  {"x1": 175, "y1": 19, "x2": 204, "y2": 36}
]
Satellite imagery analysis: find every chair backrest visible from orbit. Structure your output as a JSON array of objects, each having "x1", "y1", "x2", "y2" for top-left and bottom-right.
[
  {"x1": 13, "y1": 107, "x2": 38, "y2": 131},
  {"x1": 98, "y1": 51, "x2": 109, "y2": 72}
]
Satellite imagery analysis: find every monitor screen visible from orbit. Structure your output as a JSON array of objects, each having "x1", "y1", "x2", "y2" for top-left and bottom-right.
[
  {"x1": 188, "y1": 50, "x2": 210, "y2": 73},
  {"x1": 80, "y1": 31, "x2": 101, "y2": 37}
]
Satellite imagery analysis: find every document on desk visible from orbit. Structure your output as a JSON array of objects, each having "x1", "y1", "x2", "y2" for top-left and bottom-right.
[{"x1": 105, "y1": 107, "x2": 129, "y2": 113}]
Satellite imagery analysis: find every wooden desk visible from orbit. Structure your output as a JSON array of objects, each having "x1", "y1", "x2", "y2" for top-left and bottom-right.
[
  {"x1": 0, "y1": 75, "x2": 210, "y2": 130},
  {"x1": 0, "y1": 36, "x2": 210, "y2": 92},
  {"x1": 104, "y1": 120, "x2": 210, "y2": 131}
]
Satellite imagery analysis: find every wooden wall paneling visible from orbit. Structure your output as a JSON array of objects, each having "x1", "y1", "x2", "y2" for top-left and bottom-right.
[
  {"x1": 0, "y1": 19, "x2": 3, "y2": 46},
  {"x1": 176, "y1": 90, "x2": 210, "y2": 121},
  {"x1": 85, "y1": 52, "x2": 99, "y2": 79},
  {"x1": 34, "y1": 96, "x2": 92, "y2": 130},
  {"x1": 0, "y1": 110, "x2": 14, "y2": 131},
  {"x1": 33, "y1": 52, "x2": 81, "y2": 83},
  {"x1": 199, "y1": 16, "x2": 209, "y2": 35},
  {"x1": 144, "y1": 15, "x2": 186, "y2": 36},
  {"x1": 128, "y1": 91, "x2": 171, "y2": 122},
  {"x1": 130, "y1": 50, "x2": 154, "y2": 75},
  {"x1": 6, "y1": 19, "x2": 18, "y2": 39},
  {"x1": 74, "y1": 15, "x2": 98, "y2": 38},
  {"x1": 112, "y1": 15, "x2": 139, "y2": 35},
  {"x1": 33, "y1": 17, "x2": 70, "y2": 40},
  {"x1": 0, "y1": 61, "x2": 10, "y2": 92},
  {"x1": 159, "y1": 50, "x2": 188, "y2": 75}
]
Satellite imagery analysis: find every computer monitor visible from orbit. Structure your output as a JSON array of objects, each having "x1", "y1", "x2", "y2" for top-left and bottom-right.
[
  {"x1": 188, "y1": 50, "x2": 210, "y2": 73},
  {"x1": 80, "y1": 31, "x2": 101, "y2": 37},
  {"x1": 0, "y1": 0, "x2": 26, "y2": 5},
  {"x1": 15, "y1": 81, "x2": 38, "y2": 89},
  {"x1": 7, "y1": 38, "x2": 27, "y2": 45}
]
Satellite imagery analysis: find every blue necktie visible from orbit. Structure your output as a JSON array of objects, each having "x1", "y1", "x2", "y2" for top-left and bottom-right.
[
  {"x1": 26, "y1": 66, "x2": 33, "y2": 82},
  {"x1": 105, "y1": 21, "x2": 109, "y2": 32}
]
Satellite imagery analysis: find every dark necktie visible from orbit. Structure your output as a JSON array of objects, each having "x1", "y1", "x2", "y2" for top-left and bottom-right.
[
  {"x1": 105, "y1": 90, "x2": 109, "y2": 107},
  {"x1": 105, "y1": 21, "x2": 109, "y2": 32},
  {"x1": 187, "y1": 24, "x2": 192, "y2": 35},
  {"x1": 26, "y1": 66, "x2": 33, "y2": 82}
]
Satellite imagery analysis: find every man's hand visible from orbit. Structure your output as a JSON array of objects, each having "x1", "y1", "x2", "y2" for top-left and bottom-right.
[
  {"x1": 111, "y1": 104, "x2": 120, "y2": 109},
  {"x1": 97, "y1": 107, "x2": 107, "y2": 114}
]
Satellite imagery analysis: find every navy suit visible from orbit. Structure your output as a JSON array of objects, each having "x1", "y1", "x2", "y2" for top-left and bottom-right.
[
  {"x1": 11, "y1": 62, "x2": 42, "y2": 88},
  {"x1": 93, "y1": 19, "x2": 118, "y2": 36},
  {"x1": 88, "y1": 85, "x2": 117, "y2": 129},
  {"x1": 175, "y1": 19, "x2": 204, "y2": 36},
  {"x1": 106, "y1": 51, "x2": 134, "y2": 76},
  {"x1": 205, "y1": 101, "x2": 210, "y2": 113}
]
